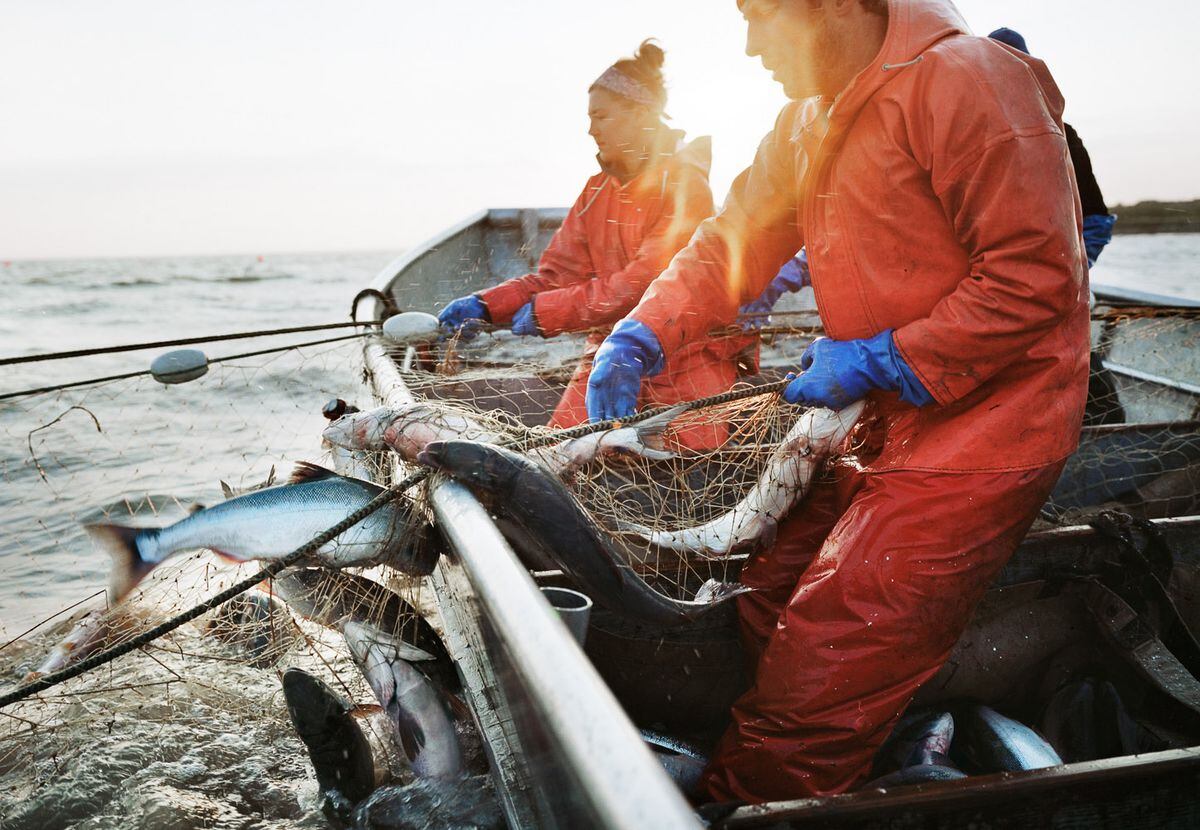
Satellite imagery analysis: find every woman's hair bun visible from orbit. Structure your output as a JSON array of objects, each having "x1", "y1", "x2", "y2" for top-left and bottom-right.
[
  {"x1": 634, "y1": 39, "x2": 665, "y2": 74},
  {"x1": 594, "y1": 38, "x2": 669, "y2": 114}
]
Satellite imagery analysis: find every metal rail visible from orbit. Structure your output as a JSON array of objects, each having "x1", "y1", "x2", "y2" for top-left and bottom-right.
[
  {"x1": 1102, "y1": 360, "x2": 1200, "y2": 398},
  {"x1": 364, "y1": 339, "x2": 700, "y2": 829}
]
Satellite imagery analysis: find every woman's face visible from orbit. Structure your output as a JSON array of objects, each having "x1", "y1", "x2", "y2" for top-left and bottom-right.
[{"x1": 588, "y1": 88, "x2": 652, "y2": 168}]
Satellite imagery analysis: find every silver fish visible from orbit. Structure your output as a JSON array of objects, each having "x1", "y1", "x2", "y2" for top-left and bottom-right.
[
  {"x1": 957, "y1": 704, "x2": 1063, "y2": 773},
  {"x1": 268, "y1": 569, "x2": 447, "y2": 668},
  {"x1": 343, "y1": 620, "x2": 465, "y2": 780},
  {"x1": 865, "y1": 764, "x2": 967, "y2": 789},
  {"x1": 626, "y1": 401, "x2": 866, "y2": 558},
  {"x1": 322, "y1": 401, "x2": 681, "y2": 476},
  {"x1": 23, "y1": 609, "x2": 112, "y2": 681},
  {"x1": 524, "y1": 405, "x2": 684, "y2": 480},
  {"x1": 87, "y1": 463, "x2": 434, "y2": 603},
  {"x1": 881, "y1": 711, "x2": 957, "y2": 771}
]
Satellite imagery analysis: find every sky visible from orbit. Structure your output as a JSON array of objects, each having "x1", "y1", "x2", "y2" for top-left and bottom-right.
[{"x1": 1, "y1": 0, "x2": 1197, "y2": 260}]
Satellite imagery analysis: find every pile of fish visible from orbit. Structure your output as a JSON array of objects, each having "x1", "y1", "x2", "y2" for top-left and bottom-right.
[
  {"x1": 868, "y1": 705, "x2": 1063, "y2": 787},
  {"x1": 268, "y1": 566, "x2": 498, "y2": 824},
  {"x1": 868, "y1": 677, "x2": 1167, "y2": 791}
]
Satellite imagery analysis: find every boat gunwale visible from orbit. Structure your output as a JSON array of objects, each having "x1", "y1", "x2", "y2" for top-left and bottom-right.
[{"x1": 720, "y1": 747, "x2": 1200, "y2": 827}]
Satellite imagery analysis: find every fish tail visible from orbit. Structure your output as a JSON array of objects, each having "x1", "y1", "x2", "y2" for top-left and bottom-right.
[
  {"x1": 684, "y1": 579, "x2": 752, "y2": 621},
  {"x1": 86, "y1": 523, "x2": 156, "y2": 603},
  {"x1": 693, "y1": 578, "x2": 752, "y2": 604},
  {"x1": 632, "y1": 404, "x2": 688, "y2": 454}
]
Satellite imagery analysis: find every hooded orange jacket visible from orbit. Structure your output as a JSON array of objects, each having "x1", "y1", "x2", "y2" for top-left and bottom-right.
[
  {"x1": 629, "y1": 0, "x2": 1090, "y2": 473},
  {"x1": 481, "y1": 132, "x2": 715, "y2": 339}
]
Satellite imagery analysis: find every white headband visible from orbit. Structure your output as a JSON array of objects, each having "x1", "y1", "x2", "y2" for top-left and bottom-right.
[{"x1": 591, "y1": 67, "x2": 658, "y2": 107}]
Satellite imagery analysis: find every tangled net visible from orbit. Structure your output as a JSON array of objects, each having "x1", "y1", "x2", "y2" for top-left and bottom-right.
[{"x1": 0, "y1": 338, "x2": 447, "y2": 828}]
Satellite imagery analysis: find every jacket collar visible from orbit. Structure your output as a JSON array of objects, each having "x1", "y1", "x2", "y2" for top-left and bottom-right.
[
  {"x1": 828, "y1": 0, "x2": 968, "y2": 126},
  {"x1": 597, "y1": 126, "x2": 710, "y2": 186}
]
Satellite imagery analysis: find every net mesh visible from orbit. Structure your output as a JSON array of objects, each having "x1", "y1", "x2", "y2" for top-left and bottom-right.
[
  {"x1": 0, "y1": 338, "x2": 446, "y2": 827},
  {"x1": 0, "y1": 303, "x2": 1197, "y2": 825}
]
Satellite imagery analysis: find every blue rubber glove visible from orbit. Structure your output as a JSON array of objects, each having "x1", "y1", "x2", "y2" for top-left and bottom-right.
[
  {"x1": 438, "y1": 295, "x2": 489, "y2": 340},
  {"x1": 739, "y1": 250, "x2": 811, "y2": 330},
  {"x1": 585, "y1": 319, "x2": 665, "y2": 422},
  {"x1": 511, "y1": 302, "x2": 540, "y2": 337},
  {"x1": 784, "y1": 330, "x2": 934, "y2": 409},
  {"x1": 1083, "y1": 213, "x2": 1117, "y2": 268}
]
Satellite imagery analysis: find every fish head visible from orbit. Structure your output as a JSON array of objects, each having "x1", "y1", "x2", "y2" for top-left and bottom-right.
[
  {"x1": 416, "y1": 440, "x2": 517, "y2": 492},
  {"x1": 342, "y1": 619, "x2": 373, "y2": 664},
  {"x1": 343, "y1": 620, "x2": 399, "y2": 665},
  {"x1": 323, "y1": 405, "x2": 395, "y2": 451},
  {"x1": 805, "y1": 399, "x2": 867, "y2": 454}
]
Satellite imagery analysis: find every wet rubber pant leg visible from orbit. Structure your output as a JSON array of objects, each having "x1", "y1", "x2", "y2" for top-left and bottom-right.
[
  {"x1": 703, "y1": 461, "x2": 1066, "y2": 803},
  {"x1": 736, "y1": 463, "x2": 868, "y2": 665}
]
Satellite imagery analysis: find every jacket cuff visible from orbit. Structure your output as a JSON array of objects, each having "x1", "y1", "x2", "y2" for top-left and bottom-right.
[
  {"x1": 892, "y1": 327, "x2": 954, "y2": 407},
  {"x1": 478, "y1": 280, "x2": 533, "y2": 325},
  {"x1": 531, "y1": 290, "x2": 574, "y2": 339}
]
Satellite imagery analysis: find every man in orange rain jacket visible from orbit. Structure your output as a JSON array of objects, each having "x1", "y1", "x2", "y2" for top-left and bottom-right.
[
  {"x1": 585, "y1": 0, "x2": 1089, "y2": 803},
  {"x1": 439, "y1": 41, "x2": 754, "y2": 450}
]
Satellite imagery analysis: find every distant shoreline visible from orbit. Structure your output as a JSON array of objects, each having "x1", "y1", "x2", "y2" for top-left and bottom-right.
[{"x1": 1111, "y1": 199, "x2": 1200, "y2": 235}]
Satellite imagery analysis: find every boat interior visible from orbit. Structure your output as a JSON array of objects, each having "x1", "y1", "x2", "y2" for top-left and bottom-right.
[{"x1": 364, "y1": 209, "x2": 1200, "y2": 828}]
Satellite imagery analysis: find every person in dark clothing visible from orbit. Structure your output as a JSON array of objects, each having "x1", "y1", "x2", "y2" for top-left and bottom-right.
[
  {"x1": 989, "y1": 27, "x2": 1117, "y2": 269},
  {"x1": 990, "y1": 27, "x2": 1124, "y2": 426}
]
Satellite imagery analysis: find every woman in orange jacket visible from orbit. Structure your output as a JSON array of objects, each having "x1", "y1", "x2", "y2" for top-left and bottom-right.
[{"x1": 438, "y1": 41, "x2": 752, "y2": 449}]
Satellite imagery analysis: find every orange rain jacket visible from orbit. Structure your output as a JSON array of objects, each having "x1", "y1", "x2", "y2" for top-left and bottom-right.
[
  {"x1": 629, "y1": 0, "x2": 1090, "y2": 473},
  {"x1": 478, "y1": 134, "x2": 755, "y2": 439}
]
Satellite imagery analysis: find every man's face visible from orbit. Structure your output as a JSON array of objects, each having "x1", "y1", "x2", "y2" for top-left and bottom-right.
[{"x1": 741, "y1": 0, "x2": 835, "y2": 100}]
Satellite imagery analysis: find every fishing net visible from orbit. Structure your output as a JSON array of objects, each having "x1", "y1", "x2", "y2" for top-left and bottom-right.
[
  {"x1": 0, "y1": 336, "x2": 452, "y2": 828},
  {"x1": 1046, "y1": 304, "x2": 1200, "y2": 524}
]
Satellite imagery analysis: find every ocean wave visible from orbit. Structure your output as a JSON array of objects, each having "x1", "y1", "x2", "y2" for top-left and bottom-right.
[
  {"x1": 112, "y1": 278, "x2": 166, "y2": 287},
  {"x1": 164, "y1": 272, "x2": 292, "y2": 285}
]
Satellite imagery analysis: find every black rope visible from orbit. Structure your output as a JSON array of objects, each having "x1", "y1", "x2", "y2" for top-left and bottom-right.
[
  {"x1": 350, "y1": 288, "x2": 399, "y2": 324},
  {"x1": 0, "y1": 376, "x2": 793, "y2": 709},
  {"x1": 0, "y1": 333, "x2": 370, "y2": 403},
  {"x1": 0, "y1": 321, "x2": 382, "y2": 368}
]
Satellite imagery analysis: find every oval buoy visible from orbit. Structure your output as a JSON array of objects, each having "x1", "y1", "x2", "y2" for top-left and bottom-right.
[
  {"x1": 151, "y1": 349, "x2": 209, "y2": 385},
  {"x1": 382, "y1": 311, "x2": 440, "y2": 346},
  {"x1": 321, "y1": 398, "x2": 360, "y2": 420}
]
